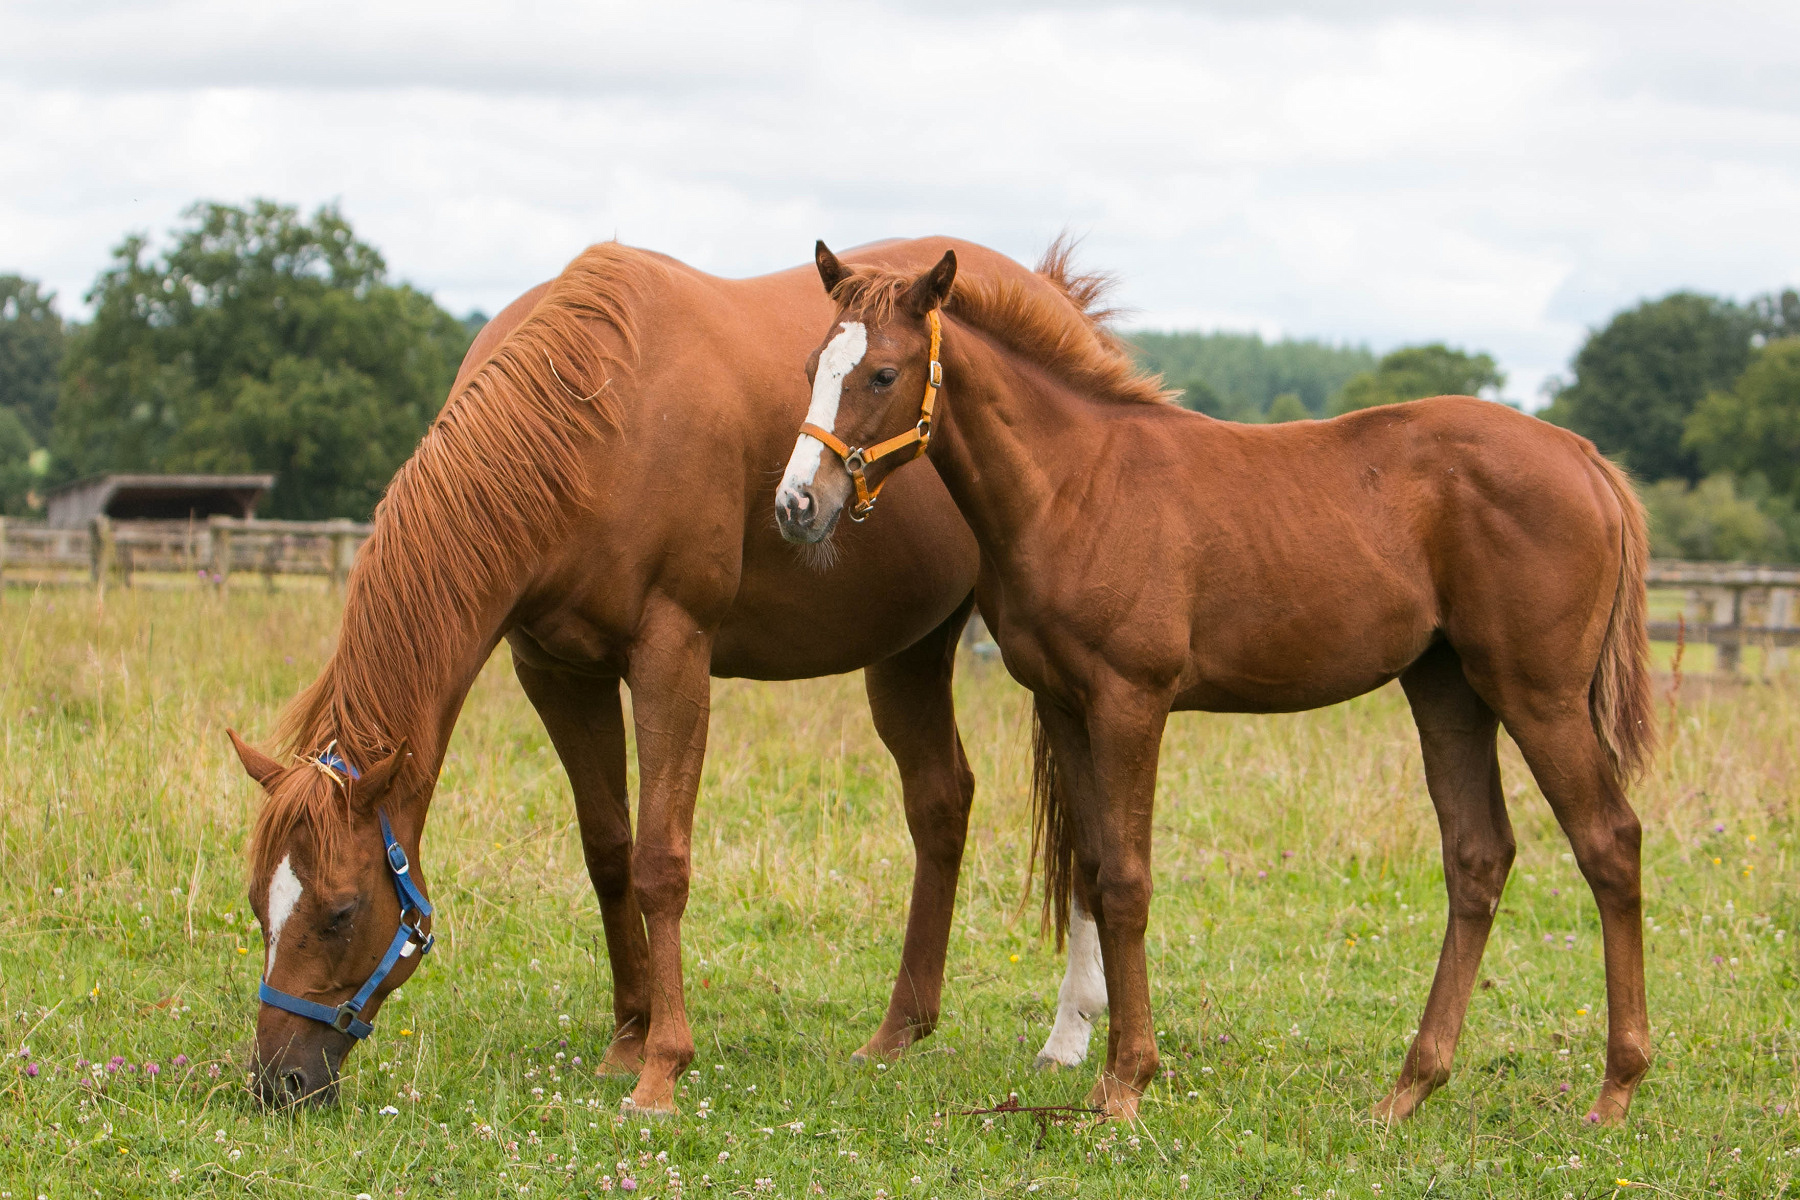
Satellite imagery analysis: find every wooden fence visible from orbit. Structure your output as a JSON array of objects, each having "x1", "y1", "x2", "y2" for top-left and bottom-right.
[
  {"x1": 1645, "y1": 561, "x2": 1800, "y2": 673},
  {"x1": 0, "y1": 516, "x2": 371, "y2": 590}
]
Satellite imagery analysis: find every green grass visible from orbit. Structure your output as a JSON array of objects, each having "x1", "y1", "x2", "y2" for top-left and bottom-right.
[{"x1": 2, "y1": 586, "x2": 1798, "y2": 1197}]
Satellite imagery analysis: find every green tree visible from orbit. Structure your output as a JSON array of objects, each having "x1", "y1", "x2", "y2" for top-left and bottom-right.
[
  {"x1": 1640, "y1": 473, "x2": 1797, "y2": 562},
  {"x1": 1264, "y1": 392, "x2": 1311, "y2": 423},
  {"x1": 1129, "y1": 331, "x2": 1374, "y2": 419},
  {"x1": 55, "y1": 200, "x2": 473, "y2": 519},
  {"x1": 1684, "y1": 338, "x2": 1800, "y2": 498},
  {"x1": 0, "y1": 406, "x2": 48, "y2": 515},
  {"x1": 1541, "y1": 293, "x2": 1759, "y2": 482},
  {"x1": 0, "y1": 275, "x2": 65, "y2": 446},
  {"x1": 1330, "y1": 344, "x2": 1504, "y2": 415}
]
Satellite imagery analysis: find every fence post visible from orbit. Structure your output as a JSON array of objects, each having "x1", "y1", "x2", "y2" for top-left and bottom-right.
[
  {"x1": 329, "y1": 520, "x2": 353, "y2": 590},
  {"x1": 90, "y1": 516, "x2": 117, "y2": 589},
  {"x1": 209, "y1": 519, "x2": 232, "y2": 591},
  {"x1": 1713, "y1": 585, "x2": 1741, "y2": 674},
  {"x1": 1770, "y1": 588, "x2": 1794, "y2": 673}
]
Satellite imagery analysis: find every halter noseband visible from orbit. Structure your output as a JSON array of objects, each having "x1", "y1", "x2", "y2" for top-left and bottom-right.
[
  {"x1": 258, "y1": 751, "x2": 434, "y2": 1040},
  {"x1": 798, "y1": 307, "x2": 942, "y2": 522}
]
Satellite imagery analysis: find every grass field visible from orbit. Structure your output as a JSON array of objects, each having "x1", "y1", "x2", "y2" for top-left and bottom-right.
[{"x1": 2, "y1": 586, "x2": 1798, "y2": 1198}]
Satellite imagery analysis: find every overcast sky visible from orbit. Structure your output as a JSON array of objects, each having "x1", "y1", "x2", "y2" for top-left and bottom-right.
[{"x1": 4, "y1": 0, "x2": 1798, "y2": 403}]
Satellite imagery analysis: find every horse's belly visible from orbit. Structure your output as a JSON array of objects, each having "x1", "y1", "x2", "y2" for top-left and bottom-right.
[{"x1": 1175, "y1": 605, "x2": 1436, "y2": 714}]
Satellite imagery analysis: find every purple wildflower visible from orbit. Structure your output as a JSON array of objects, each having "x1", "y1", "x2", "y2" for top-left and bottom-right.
[
  {"x1": 173, "y1": 1054, "x2": 189, "y2": 1068},
  {"x1": 145, "y1": 1063, "x2": 160, "y2": 1076},
  {"x1": 621, "y1": 1178, "x2": 638, "y2": 1192},
  {"x1": 25, "y1": 1064, "x2": 38, "y2": 1078}
]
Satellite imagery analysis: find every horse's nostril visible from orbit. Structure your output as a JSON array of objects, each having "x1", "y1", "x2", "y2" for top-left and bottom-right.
[{"x1": 280, "y1": 1070, "x2": 306, "y2": 1102}]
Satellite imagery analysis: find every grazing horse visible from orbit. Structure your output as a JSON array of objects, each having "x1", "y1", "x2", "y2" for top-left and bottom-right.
[
  {"x1": 229, "y1": 240, "x2": 996, "y2": 1114},
  {"x1": 777, "y1": 239, "x2": 1655, "y2": 1124}
]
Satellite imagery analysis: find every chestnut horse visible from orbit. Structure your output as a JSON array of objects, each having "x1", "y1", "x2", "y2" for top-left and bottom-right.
[
  {"x1": 778, "y1": 240, "x2": 1655, "y2": 1124},
  {"x1": 228, "y1": 240, "x2": 1000, "y2": 1113}
]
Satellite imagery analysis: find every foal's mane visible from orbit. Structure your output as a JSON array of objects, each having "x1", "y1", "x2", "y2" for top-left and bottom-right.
[
  {"x1": 250, "y1": 242, "x2": 665, "y2": 879},
  {"x1": 830, "y1": 235, "x2": 1174, "y2": 409}
]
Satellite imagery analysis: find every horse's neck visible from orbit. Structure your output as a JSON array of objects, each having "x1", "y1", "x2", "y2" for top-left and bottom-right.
[{"x1": 929, "y1": 327, "x2": 1101, "y2": 560}]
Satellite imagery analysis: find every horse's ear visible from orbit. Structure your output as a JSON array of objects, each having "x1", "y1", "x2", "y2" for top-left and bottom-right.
[
  {"x1": 815, "y1": 241, "x2": 848, "y2": 297},
  {"x1": 351, "y1": 739, "x2": 410, "y2": 807},
  {"x1": 906, "y1": 250, "x2": 956, "y2": 316},
  {"x1": 228, "y1": 729, "x2": 284, "y2": 789}
]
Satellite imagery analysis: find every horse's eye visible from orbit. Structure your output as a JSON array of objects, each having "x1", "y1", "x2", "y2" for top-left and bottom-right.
[
  {"x1": 322, "y1": 900, "x2": 357, "y2": 934},
  {"x1": 871, "y1": 367, "x2": 899, "y2": 389}
]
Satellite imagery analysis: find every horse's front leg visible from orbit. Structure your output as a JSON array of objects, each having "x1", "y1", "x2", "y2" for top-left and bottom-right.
[
  {"x1": 856, "y1": 595, "x2": 977, "y2": 1060},
  {"x1": 510, "y1": 656, "x2": 651, "y2": 1076},
  {"x1": 1075, "y1": 687, "x2": 1170, "y2": 1121},
  {"x1": 621, "y1": 602, "x2": 714, "y2": 1116}
]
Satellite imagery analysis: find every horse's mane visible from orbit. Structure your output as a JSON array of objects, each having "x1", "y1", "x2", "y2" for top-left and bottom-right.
[
  {"x1": 830, "y1": 235, "x2": 1174, "y2": 409},
  {"x1": 250, "y1": 242, "x2": 665, "y2": 879}
]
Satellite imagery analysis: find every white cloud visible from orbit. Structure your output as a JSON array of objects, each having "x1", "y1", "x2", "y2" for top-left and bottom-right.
[{"x1": 2, "y1": 0, "x2": 1797, "y2": 405}]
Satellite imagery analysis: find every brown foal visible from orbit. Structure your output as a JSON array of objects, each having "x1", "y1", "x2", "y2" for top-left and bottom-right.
[
  {"x1": 230, "y1": 240, "x2": 986, "y2": 1113},
  {"x1": 778, "y1": 238, "x2": 1655, "y2": 1124}
]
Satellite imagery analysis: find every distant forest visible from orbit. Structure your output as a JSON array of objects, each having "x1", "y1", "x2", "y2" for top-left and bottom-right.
[{"x1": 1127, "y1": 331, "x2": 1375, "y2": 422}]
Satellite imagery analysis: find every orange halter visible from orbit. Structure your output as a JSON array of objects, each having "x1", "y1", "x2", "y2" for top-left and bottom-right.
[{"x1": 798, "y1": 308, "x2": 942, "y2": 522}]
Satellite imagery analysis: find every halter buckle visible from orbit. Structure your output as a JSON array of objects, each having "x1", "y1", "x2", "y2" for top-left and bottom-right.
[
  {"x1": 928, "y1": 360, "x2": 942, "y2": 388},
  {"x1": 386, "y1": 843, "x2": 410, "y2": 874},
  {"x1": 330, "y1": 1002, "x2": 362, "y2": 1033}
]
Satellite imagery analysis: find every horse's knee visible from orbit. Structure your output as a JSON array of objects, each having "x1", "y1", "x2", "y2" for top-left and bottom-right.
[
  {"x1": 583, "y1": 832, "x2": 634, "y2": 901},
  {"x1": 629, "y1": 844, "x2": 690, "y2": 918},
  {"x1": 1446, "y1": 834, "x2": 1515, "y2": 916},
  {"x1": 1092, "y1": 864, "x2": 1152, "y2": 934}
]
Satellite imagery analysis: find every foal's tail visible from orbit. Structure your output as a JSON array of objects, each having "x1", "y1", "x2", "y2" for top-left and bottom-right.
[
  {"x1": 1028, "y1": 698, "x2": 1076, "y2": 950},
  {"x1": 1587, "y1": 450, "x2": 1657, "y2": 784}
]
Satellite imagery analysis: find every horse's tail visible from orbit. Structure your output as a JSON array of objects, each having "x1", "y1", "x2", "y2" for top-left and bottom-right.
[
  {"x1": 1027, "y1": 697, "x2": 1075, "y2": 950},
  {"x1": 1587, "y1": 450, "x2": 1657, "y2": 784}
]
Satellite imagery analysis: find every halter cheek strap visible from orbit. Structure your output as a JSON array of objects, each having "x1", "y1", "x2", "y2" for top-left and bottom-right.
[
  {"x1": 799, "y1": 307, "x2": 942, "y2": 522},
  {"x1": 257, "y1": 809, "x2": 435, "y2": 1040}
]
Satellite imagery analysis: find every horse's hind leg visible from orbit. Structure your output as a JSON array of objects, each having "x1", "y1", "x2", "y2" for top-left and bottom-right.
[
  {"x1": 1035, "y1": 888, "x2": 1106, "y2": 1069},
  {"x1": 1503, "y1": 702, "x2": 1648, "y2": 1124},
  {"x1": 511, "y1": 657, "x2": 652, "y2": 1075},
  {"x1": 856, "y1": 595, "x2": 977, "y2": 1060},
  {"x1": 1377, "y1": 643, "x2": 1514, "y2": 1123}
]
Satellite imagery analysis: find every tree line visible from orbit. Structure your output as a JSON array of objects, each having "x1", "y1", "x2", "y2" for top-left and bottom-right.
[{"x1": 3, "y1": 200, "x2": 1797, "y2": 560}]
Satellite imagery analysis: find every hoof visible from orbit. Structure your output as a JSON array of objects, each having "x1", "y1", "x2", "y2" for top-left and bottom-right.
[{"x1": 1034, "y1": 1053, "x2": 1077, "y2": 1072}]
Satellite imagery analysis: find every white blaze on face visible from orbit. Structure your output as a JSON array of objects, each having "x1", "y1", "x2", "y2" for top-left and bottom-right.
[
  {"x1": 780, "y1": 321, "x2": 867, "y2": 499},
  {"x1": 264, "y1": 854, "x2": 303, "y2": 976}
]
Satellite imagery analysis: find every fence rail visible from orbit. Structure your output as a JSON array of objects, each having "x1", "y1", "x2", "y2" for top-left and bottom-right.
[{"x1": 0, "y1": 516, "x2": 372, "y2": 590}]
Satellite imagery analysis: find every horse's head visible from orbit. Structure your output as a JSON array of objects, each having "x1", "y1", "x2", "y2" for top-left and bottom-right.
[
  {"x1": 229, "y1": 730, "x2": 428, "y2": 1107},
  {"x1": 775, "y1": 241, "x2": 956, "y2": 544}
]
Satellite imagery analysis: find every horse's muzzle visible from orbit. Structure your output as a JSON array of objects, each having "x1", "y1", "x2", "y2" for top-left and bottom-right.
[
  {"x1": 776, "y1": 485, "x2": 839, "y2": 544},
  {"x1": 251, "y1": 1026, "x2": 349, "y2": 1108}
]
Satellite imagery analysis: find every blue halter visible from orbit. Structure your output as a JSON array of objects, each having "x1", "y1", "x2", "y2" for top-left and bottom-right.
[{"x1": 257, "y1": 804, "x2": 434, "y2": 1041}]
